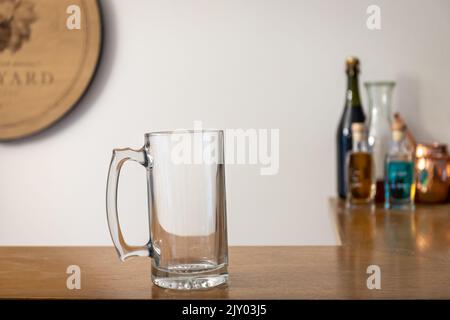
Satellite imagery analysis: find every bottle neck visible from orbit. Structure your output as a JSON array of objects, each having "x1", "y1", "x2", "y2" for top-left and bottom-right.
[
  {"x1": 366, "y1": 84, "x2": 394, "y2": 120},
  {"x1": 346, "y1": 73, "x2": 361, "y2": 107},
  {"x1": 393, "y1": 131, "x2": 404, "y2": 143},
  {"x1": 352, "y1": 137, "x2": 368, "y2": 152},
  {"x1": 390, "y1": 133, "x2": 410, "y2": 156}
]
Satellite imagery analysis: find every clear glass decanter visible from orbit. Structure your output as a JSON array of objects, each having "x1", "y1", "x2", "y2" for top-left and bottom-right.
[{"x1": 365, "y1": 81, "x2": 395, "y2": 202}]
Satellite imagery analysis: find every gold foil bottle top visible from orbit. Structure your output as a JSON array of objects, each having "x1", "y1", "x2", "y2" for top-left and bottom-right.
[{"x1": 346, "y1": 56, "x2": 360, "y2": 75}]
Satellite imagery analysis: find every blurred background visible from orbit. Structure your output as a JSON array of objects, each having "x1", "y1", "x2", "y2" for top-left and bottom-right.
[{"x1": 0, "y1": 0, "x2": 449, "y2": 245}]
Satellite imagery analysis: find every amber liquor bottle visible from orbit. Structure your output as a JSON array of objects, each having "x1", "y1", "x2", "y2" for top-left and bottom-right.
[{"x1": 347, "y1": 123, "x2": 375, "y2": 206}]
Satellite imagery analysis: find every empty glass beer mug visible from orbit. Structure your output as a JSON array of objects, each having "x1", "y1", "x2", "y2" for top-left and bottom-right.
[{"x1": 106, "y1": 130, "x2": 229, "y2": 290}]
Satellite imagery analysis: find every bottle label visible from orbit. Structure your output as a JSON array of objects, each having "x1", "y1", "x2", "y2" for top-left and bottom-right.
[{"x1": 386, "y1": 161, "x2": 414, "y2": 200}]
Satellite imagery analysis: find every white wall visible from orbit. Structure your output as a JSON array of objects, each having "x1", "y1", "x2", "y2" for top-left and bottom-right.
[{"x1": 1, "y1": 0, "x2": 449, "y2": 245}]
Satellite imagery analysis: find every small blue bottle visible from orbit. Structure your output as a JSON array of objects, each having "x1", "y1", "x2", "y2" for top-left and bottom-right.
[{"x1": 384, "y1": 121, "x2": 415, "y2": 210}]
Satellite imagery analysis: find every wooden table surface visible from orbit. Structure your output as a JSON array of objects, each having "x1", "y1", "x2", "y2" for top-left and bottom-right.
[{"x1": 0, "y1": 200, "x2": 449, "y2": 299}]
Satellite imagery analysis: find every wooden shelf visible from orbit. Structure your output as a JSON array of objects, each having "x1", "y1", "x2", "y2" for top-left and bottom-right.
[{"x1": 1, "y1": 200, "x2": 449, "y2": 299}]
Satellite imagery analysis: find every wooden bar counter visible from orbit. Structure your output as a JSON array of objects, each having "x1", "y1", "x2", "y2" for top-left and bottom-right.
[{"x1": 0, "y1": 200, "x2": 449, "y2": 299}]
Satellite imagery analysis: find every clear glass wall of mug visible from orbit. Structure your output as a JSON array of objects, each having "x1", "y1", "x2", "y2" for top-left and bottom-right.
[{"x1": 106, "y1": 130, "x2": 228, "y2": 290}]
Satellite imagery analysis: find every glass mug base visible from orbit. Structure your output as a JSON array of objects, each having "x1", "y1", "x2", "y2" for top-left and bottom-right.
[{"x1": 151, "y1": 263, "x2": 228, "y2": 290}]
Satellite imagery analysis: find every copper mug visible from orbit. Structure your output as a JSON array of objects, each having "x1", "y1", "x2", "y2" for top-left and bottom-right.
[
  {"x1": 415, "y1": 143, "x2": 449, "y2": 203},
  {"x1": 447, "y1": 160, "x2": 450, "y2": 201}
]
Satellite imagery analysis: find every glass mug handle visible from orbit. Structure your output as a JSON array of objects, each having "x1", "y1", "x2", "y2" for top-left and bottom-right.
[{"x1": 106, "y1": 147, "x2": 152, "y2": 261}]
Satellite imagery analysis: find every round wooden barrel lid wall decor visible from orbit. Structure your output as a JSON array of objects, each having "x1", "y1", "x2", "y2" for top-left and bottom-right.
[{"x1": 0, "y1": 0, "x2": 102, "y2": 140}]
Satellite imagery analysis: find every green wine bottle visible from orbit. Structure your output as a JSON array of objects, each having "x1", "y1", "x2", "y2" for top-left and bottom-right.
[{"x1": 337, "y1": 57, "x2": 366, "y2": 198}]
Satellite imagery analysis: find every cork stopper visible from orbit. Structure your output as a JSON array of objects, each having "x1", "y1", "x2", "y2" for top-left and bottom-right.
[
  {"x1": 392, "y1": 119, "x2": 406, "y2": 141},
  {"x1": 346, "y1": 56, "x2": 360, "y2": 75},
  {"x1": 351, "y1": 122, "x2": 365, "y2": 142},
  {"x1": 351, "y1": 122, "x2": 365, "y2": 132},
  {"x1": 392, "y1": 120, "x2": 406, "y2": 131}
]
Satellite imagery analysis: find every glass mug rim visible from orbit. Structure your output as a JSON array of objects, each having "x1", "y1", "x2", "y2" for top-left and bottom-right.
[{"x1": 145, "y1": 129, "x2": 223, "y2": 137}]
